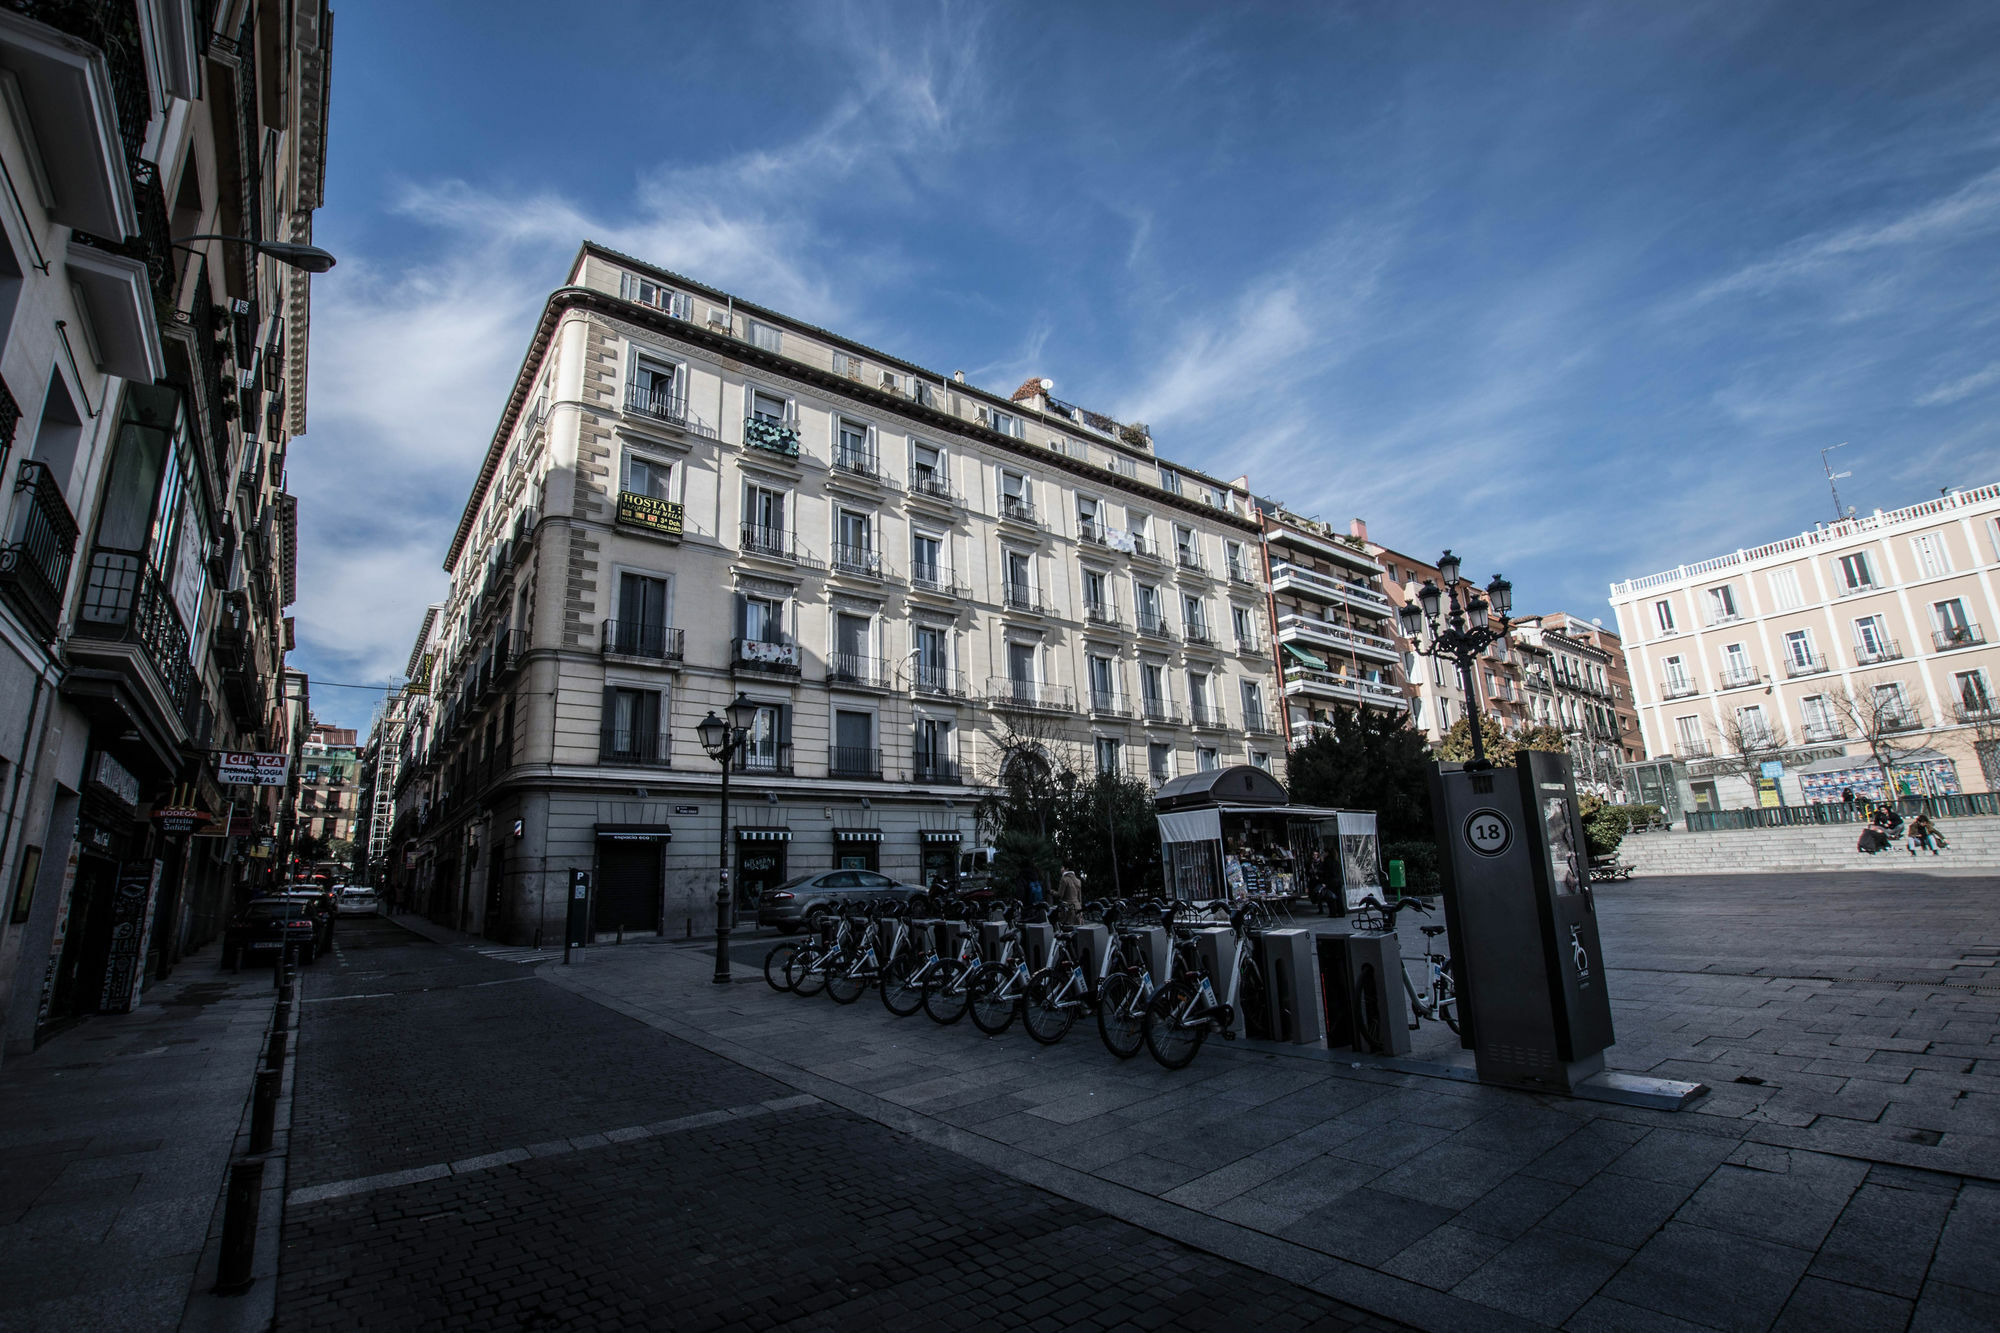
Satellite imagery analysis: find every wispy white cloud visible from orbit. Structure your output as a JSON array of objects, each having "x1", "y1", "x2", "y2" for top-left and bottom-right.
[{"x1": 1916, "y1": 359, "x2": 2000, "y2": 406}]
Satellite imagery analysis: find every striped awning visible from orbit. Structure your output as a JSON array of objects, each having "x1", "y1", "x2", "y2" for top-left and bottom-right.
[
  {"x1": 833, "y1": 829, "x2": 882, "y2": 843},
  {"x1": 735, "y1": 827, "x2": 792, "y2": 842},
  {"x1": 920, "y1": 830, "x2": 963, "y2": 844}
]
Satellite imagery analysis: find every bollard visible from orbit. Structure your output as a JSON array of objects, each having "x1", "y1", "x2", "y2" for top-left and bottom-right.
[
  {"x1": 265, "y1": 1028, "x2": 287, "y2": 1067},
  {"x1": 249, "y1": 1067, "x2": 280, "y2": 1152},
  {"x1": 273, "y1": 997, "x2": 289, "y2": 1030},
  {"x1": 616, "y1": 924, "x2": 623, "y2": 946},
  {"x1": 213, "y1": 1159, "x2": 264, "y2": 1295},
  {"x1": 685, "y1": 916, "x2": 692, "y2": 939}
]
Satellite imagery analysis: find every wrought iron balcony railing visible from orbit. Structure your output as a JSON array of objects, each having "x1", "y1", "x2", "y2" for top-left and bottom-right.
[
  {"x1": 1783, "y1": 654, "x2": 1828, "y2": 678},
  {"x1": 1136, "y1": 610, "x2": 1171, "y2": 638},
  {"x1": 598, "y1": 729, "x2": 671, "y2": 767},
  {"x1": 1852, "y1": 638, "x2": 1902, "y2": 665},
  {"x1": 602, "y1": 620, "x2": 684, "y2": 662},
  {"x1": 1084, "y1": 601, "x2": 1121, "y2": 627},
  {"x1": 0, "y1": 459, "x2": 78, "y2": 642},
  {"x1": 911, "y1": 666, "x2": 968, "y2": 698},
  {"x1": 1003, "y1": 582, "x2": 1049, "y2": 614},
  {"x1": 1141, "y1": 697, "x2": 1179, "y2": 724},
  {"x1": 16, "y1": 0, "x2": 154, "y2": 164},
  {"x1": 1661, "y1": 680, "x2": 1700, "y2": 700},
  {"x1": 1243, "y1": 709, "x2": 1277, "y2": 735},
  {"x1": 1176, "y1": 548, "x2": 1207, "y2": 574},
  {"x1": 831, "y1": 448, "x2": 883, "y2": 481},
  {"x1": 998, "y1": 495, "x2": 1039, "y2": 525},
  {"x1": 736, "y1": 744, "x2": 793, "y2": 776},
  {"x1": 986, "y1": 677, "x2": 1075, "y2": 713},
  {"x1": 1935, "y1": 623, "x2": 1985, "y2": 651},
  {"x1": 908, "y1": 564, "x2": 968, "y2": 597},
  {"x1": 1088, "y1": 690, "x2": 1133, "y2": 718},
  {"x1": 1719, "y1": 666, "x2": 1762, "y2": 689},
  {"x1": 1188, "y1": 701, "x2": 1225, "y2": 729},
  {"x1": 912, "y1": 756, "x2": 961, "y2": 785},
  {"x1": 830, "y1": 543, "x2": 882, "y2": 578},
  {"x1": 739, "y1": 523, "x2": 818, "y2": 566},
  {"x1": 827, "y1": 652, "x2": 891, "y2": 689},
  {"x1": 75, "y1": 546, "x2": 194, "y2": 715},
  {"x1": 1675, "y1": 741, "x2": 1712, "y2": 759},
  {"x1": 1183, "y1": 621, "x2": 1216, "y2": 646},
  {"x1": 828, "y1": 745, "x2": 882, "y2": 779},
  {"x1": 909, "y1": 470, "x2": 954, "y2": 502},
  {"x1": 1078, "y1": 518, "x2": 1109, "y2": 547},
  {"x1": 623, "y1": 383, "x2": 717, "y2": 437}
]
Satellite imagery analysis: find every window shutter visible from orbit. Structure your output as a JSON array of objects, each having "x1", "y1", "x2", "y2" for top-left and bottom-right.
[
  {"x1": 733, "y1": 593, "x2": 748, "y2": 639},
  {"x1": 600, "y1": 686, "x2": 617, "y2": 743},
  {"x1": 619, "y1": 272, "x2": 631, "y2": 301},
  {"x1": 778, "y1": 704, "x2": 793, "y2": 750}
]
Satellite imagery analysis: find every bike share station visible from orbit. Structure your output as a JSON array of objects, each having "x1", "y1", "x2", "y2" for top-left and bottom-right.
[{"x1": 1152, "y1": 760, "x2": 1705, "y2": 1110}]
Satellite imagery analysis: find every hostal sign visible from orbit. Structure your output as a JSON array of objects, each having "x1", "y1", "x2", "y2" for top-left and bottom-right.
[{"x1": 617, "y1": 493, "x2": 683, "y2": 538}]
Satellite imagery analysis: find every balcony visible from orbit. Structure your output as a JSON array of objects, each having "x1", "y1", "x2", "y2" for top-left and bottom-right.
[
  {"x1": 1853, "y1": 638, "x2": 1902, "y2": 665},
  {"x1": 986, "y1": 677, "x2": 1075, "y2": 714},
  {"x1": 1083, "y1": 601, "x2": 1122, "y2": 628},
  {"x1": 1524, "y1": 670, "x2": 1553, "y2": 693},
  {"x1": 1243, "y1": 709, "x2": 1277, "y2": 735},
  {"x1": 0, "y1": 459, "x2": 79, "y2": 642},
  {"x1": 830, "y1": 543, "x2": 883, "y2": 580},
  {"x1": 743, "y1": 413, "x2": 801, "y2": 457},
  {"x1": 1718, "y1": 666, "x2": 1762, "y2": 689},
  {"x1": 1175, "y1": 548, "x2": 1207, "y2": 576},
  {"x1": 1226, "y1": 559, "x2": 1261, "y2": 587},
  {"x1": 1282, "y1": 669, "x2": 1405, "y2": 710},
  {"x1": 1077, "y1": 518, "x2": 1110, "y2": 548},
  {"x1": 1934, "y1": 624, "x2": 1985, "y2": 651},
  {"x1": 830, "y1": 448, "x2": 884, "y2": 484},
  {"x1": 908, "y1": 564, "x2": 969, "y2": 598},
  {"x1": 1704, "y1": 612, "x2": 1745, "y2": 628},
  {"x1": 598, "y1": 729, "x2": 671, "y2": 767},
  {"x1": 827, "y1": 652, "x2": 891, "y2": 690},
  {"x1": 1836, "y1": 579, "x2": 1883, "y2": 599},
  {"x1": 1141, "y1": 697, "x2": 1180, "y2": 725},
  {"x1": 1675, "y1": 741, "x2": 1712, "y2": 759},
  {"x1": 828, "y1": 745, "x2": 882, "y2": 780},
  {"x1": 911, "y1": 666, "x2": 969, "y2": 699},
  {"x1": 1088, "y1": 689, "x2": 1132, "y2": 718},
  {"x1": 0, "y1": 0, "x2": 149, "y2": 237},
  {"x1": 1881, "y1": 713, "x2": 1922, "y2": 734},
  {"x1": 736, "y1": 744, "x2": 793, "y2": 777},
  {"x1": 1002, "y1": 582, "x2": 1050, "y2": 615},
  {"x1": 1136, "y1": 609, "x2": 1171, "y2": 639},
  {"x1": 1802, "y1": 722, "x2": 1846, "y2": 744},
  {"x1": 602, "y1": 619, "x2": 684, "y2": 664},
  {"x1": 1188, "y1": 701, "x2": 1225, "y2": 729},
  {"x1": 623, "y1": 383, "x2": 718, "y2": 438},
  {"x1": 1268, "y1": 561, "x2": 1393, "y2": 616},
  {"x1": 66, "y1": 157, "x2": 170, "y2": 382},
  {"x1": 1783, "y1": 654, "x2": 1828, "y2": 678},
  {"x1": 998, "y1": 495, "x2": 1041, "y2": 528},
  {"x1": 1183, "y1": 621, "x2": 1217, "y2": 647},
  {"x1": 908, "y1": 470, "x2": 955, "y2": 505},
  {"x1": 74, "y1": 546, "x2": 194, "y2": 716},
  {"x1": 1236, "y1": 635, "x2": 1265, "y2": 656},
  {"x1": 1276, "y1": 613, "x2": 1400, "y2": 663},
  {"x1": 739, "y1": 523, "x2": 818, "y2": 567},
  {"x1": 732, "y1": 636, "x2": 800, "y2": 676},
  {"x1": 1661, "y1": 679, "x2": 1700, "y2": 700},
  {"x1": 1127, "y1": 534, "x2": 1161, "y2": 562},
  {"x1": 912, "y1": 756, "x2": 961, "y2": 785}
]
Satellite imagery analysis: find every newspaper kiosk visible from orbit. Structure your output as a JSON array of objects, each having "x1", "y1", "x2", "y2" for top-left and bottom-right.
[{"x1": 1153, "y1": 766, "x2": 1377, "y2": 910}]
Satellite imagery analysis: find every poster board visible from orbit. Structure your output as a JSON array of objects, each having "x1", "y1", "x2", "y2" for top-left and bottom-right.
[{"x1": 1335, "y1": 810, "x2": 1381, "y2": 911}]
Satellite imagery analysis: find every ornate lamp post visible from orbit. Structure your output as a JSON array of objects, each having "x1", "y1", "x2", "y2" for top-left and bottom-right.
[
  {"x1": 695, "y1": 691, "x2": 760, "y2": 984},
  {"x1": 1399, "y1": 550, "x2": 1514, "y2": 769}
]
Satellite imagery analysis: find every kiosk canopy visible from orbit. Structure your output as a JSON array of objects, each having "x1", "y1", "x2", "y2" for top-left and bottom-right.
[{"x1": 1155, "y1": 765, "x2": 1289, "y2": 811}]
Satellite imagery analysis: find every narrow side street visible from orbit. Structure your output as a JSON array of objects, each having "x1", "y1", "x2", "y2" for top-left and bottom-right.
[{"x1": 278, "y1": 917, "x2": 1401, "y2": 1331}]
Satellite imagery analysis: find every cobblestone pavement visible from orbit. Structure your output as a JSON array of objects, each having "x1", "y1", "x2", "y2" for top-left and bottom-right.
[
  {"x1": 539, "y1": 872, "x2": 2000, "y2": 1331},
  {"x1": 277, "y1": 917, "x2": 1401, "y2": 1331}
]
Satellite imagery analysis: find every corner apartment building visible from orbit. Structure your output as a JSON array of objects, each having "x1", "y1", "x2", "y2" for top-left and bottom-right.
[
  {"x1": 1610, "y1": 484, "x2": 2000, "y2": 809},
  {"x1": 0, "y1": 0, "x2": 329, "y2": 1056},
  {"x1": 390, "y1": 243, "x2": 1283, "y2": 943},
  {"x1": 1259, "y1": 510, "x2": 1404, "y2": 744},
  {"x1": 1511, "y1": 615, "x2": 1626, "y2": 797},
  {"x1": 295, "y1": 721, "x2": 355, "y2": 848}
]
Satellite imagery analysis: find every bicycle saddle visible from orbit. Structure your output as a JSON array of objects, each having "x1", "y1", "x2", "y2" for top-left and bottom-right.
[{"x1": 1421, "y1": 925, "x2": 1446, "y2": 937}]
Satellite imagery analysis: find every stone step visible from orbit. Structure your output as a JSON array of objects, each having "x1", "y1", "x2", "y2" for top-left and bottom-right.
[{"x1": 1618, "y1": 816, "x2": 2000, "y2": 875}]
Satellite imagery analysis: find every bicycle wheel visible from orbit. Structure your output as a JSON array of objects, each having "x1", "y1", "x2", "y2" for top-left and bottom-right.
[
  {"x1": 787, "y1": 946, "x2": 829, "y2": 996},
  {"x1": 1143, "y1": 975, "x2": 1208, "y2": 1070},
  {"x1": 1353, "y1": 964, "x2": 1383, "y2": 1053},
  {"x1": 826, "y1": 957, "x2": 870, "y2": 1004},
  {"x1": 880, "y1": 954, "x2": 924, "y2": 1017},
  {"x1": 923, "y1": 957, "x2": 972, "y2": 1025},
  {"x1": 763, "y1": 942, "x2": 798, "y2": 993},
  {"x1": 1238, "y1": 959, "x2": 1271, "y2": 1041},
  {"x1": 1096, "y1": 970, "x2": 1146, "y2": 1059},
  {"x1": 1022, "y1": 968, "x2": 1078, "y2": 1045},
  {"x1": 968, "y1": 963, "x2": 1019, "y2": 1034}
]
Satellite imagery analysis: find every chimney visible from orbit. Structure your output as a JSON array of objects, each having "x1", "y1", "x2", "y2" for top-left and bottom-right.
[
  {"x1": 1349, "y1": 518, "x2": 1368, "y2": 542},
  {"x1": 952, "y1": 370, "x2": 966, "y2": 384}
]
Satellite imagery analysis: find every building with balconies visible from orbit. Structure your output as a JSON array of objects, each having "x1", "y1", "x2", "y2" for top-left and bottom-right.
[
  {"x1": 1261, "y1": 511, "x2": 1404, "y2": 744},
  {"x1": 396, "y1": 244, "x2": 1284, "y2": 943},
  {"x1": 1610, "y1": 483, "x2": 2000, "y2": 810},
  {"x1": 0, "y1": 0, "x2": 329, "y2": 1055}
]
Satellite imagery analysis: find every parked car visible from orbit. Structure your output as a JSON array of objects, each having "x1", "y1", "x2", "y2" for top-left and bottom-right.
[
  {"x1": 336, "y1": 888, "x2": 379, "y2": 917},
  {"x1": 279, "y1": 890, "x2": 338, "y2": 954},
  {"x1": 756, "y1": 870, "x2": 928, "y2": 934},
  {"x1": 222, "y1": 898, "x2": 320, "y2": 968}
]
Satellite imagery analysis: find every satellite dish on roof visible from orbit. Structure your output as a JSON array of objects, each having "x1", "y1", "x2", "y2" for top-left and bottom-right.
[{"x1": 1039, "y1": 378, "x2": 1054, "y2": 391}]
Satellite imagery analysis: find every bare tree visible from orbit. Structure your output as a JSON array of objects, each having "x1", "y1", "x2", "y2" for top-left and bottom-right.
[
  {"x1": 1825, "y1": 677, "x2": 1929, "y2": 793},
  {"x1": 1714, "y1": 707, "x2": 1793, "y2": 790}
]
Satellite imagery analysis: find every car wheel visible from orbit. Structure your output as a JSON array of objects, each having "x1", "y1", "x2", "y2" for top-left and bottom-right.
[{"x1": 804, "y1": 906, "x2": 830, "y2": 936}]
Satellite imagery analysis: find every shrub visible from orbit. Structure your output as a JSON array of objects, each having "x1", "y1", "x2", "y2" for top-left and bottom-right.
[{"x1": 1382, "y1": 840, "x2": 1442, "y2": 894}]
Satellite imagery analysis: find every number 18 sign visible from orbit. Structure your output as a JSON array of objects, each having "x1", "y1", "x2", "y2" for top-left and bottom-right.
[{"x1": 1464, "y1": 809, "x2": 1513, "y2": 857}]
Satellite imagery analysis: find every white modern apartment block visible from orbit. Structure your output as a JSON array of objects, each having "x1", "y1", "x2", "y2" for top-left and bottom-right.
[
  {"x1": 1610, "y1": 484, "x2": 2000, "y2": 808},
  {"x1": 390, "y1": 243, "x2": 1283, "y2": 943}
]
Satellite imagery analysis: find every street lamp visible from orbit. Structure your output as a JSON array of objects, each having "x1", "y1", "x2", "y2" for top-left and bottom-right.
[
  {"x1": 696, "y1": 691, "x2": 759, "y2": 984},
  {"x1": 1405, "y1": 553, "x2": 1515, "y2": 769},
  {"x1": 172, "y1": 233, "x2": 338, "y2": 273}
]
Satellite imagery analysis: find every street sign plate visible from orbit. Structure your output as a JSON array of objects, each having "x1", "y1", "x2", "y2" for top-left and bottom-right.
[{"x1": 1464, "y1": 808, "x2": 1513, "y2": 857}]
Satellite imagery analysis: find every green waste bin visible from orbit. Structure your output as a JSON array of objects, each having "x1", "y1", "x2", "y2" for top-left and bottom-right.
[{"x1": 1386, "y1": 859, "x2": 1406, "y2": 891}]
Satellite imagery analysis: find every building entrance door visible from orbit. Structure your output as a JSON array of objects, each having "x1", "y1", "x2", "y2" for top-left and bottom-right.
[
  {"x1": 47, "y1": 853, "x2": 119, "y2": 1022},
  {"x1": 595, "y1": 838, "x2": 661, "y2": 936},
  {"x1": 734, "y1": 840, "x2": 786, "y2": 913}
]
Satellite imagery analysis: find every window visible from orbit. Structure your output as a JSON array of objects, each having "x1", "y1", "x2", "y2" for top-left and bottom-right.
[
  {"x1": 1004, "y1": 550, "x2": 1033, "y2": 606},
  {"x1": 741, "y1": 595, "x2": 785, "y2": 644},
  {"x1": 1934, "y1": 598, "x2": 1975, "y2": 645},
  {"x1": 621, "y1": 274, "x2": 687, "y2": 316},
  {"x1": 743, "y1": 704, "x2": 787, "y2": 769},
  {"x1": 835, "y1": 508, "x2": 873, "y2": 570},
  {"x1": 1955, "y1": 670, "x2": 1992, "y2": 714},
  {"x1": 1128, "y1": 512, "x2": 1152, "y2": 554},
  {"x1": 1705, "y1": 585, "x2": 1739, "y2": 624},
  {"x1": 1082, "y1": 568, "x2": 1108, "y2": 616},
  {"x1": 999, "y1": 470, "x2": 1032, "y2": 519},
  {"x1": 1141, "y1": 663, "x2": 1167, "y2": 713},
  {"x1": 1662, "y1": 655, "x2": 1691, "y2": 690},
  {"x1": 1077, "y1": 494, "x2": 1101, "y2": 542},
  {"x1": 1135, "y1": 581, "x2": 1165, "y2": 632},
  {"x1": 1006, "y1": 642, "x2": 1038, "y2": 689},
  {"x1": 1853, "y1": 615, "x2": 1893, "y2": 660},
  {"x1": 746, "y1": 320, "x2": 782, "y2": 353},
  {"x1": 1873, "y1": 681, "x2": 1912, "y2": 724},
  {"x1": 1196, "y1": 746, "x2": 1219, "y2": 772},
  {"x1": 1784, "y1": 628, "x2": 1816, "y2": 667},
  {"x1": 1674, "y1": 715, "x2": 1705, "y2": 753},
  {"x1": 602, "y1": 686, "x2": 663, "y2": 762},
  {"x1": 1767, "y1": 568, "x2": 1804, "y2": 611},
  {"x1": 1174, "y1": 525, "x2": 1197, "y2": 565},
  {"x1": 749, "y1": 388, "x2": 790, "y2": 425},
  {"x1": 832, "y1": 612, "x2": 872, "y2": 681},
  {"x1": 743, "y1": 484, "x2": 785, "y2": 551},
  {"x1": 1910, "y1": 533, "x2": 1952, "y2": 578},
  {"x1": 1733, "y1": 704, "x2": 1769, "y2": 746},
  {"x1": 1654, "y1": 600, "x2": 1676, "y2": 633},
  {"x1": 1095, "y1": 737, "x2": 1122, "y2": 776},
  {"x1": 629, "y1": 355, "x2": 680, "y2": 414},
  {"x1": 913, "y1": 717, "x2": 953, "y2": 776},
  {"x1": 834, "y1": 417, "x2": 874, "y2": 473},
  {"x1": 624, "y1": 451, "x2": 674, "y2": 500},
  {"x1": 1722, "y1": 643, "x2": 1752, "y2": 684},
  {"x1": 1241, "y1": 679, "x2": 1266, "y2": 729},
  {"x1": 613, "y1": 573, "x2": 669, "y2": 655},
  {"x1": 911, "y1": 441, "x2": 947, "y2": 495},
  {"x1": 1226, "y1": 540, "x2": 1248, "y2": 579},
  {"x1": 1187, "y1": 670, "x2": 1213, "y2": 724},
  {"x1": 988, "y1": 408, "x2": 1022, "y2": 439},
  {"x1": 1803, "y1": 696, "x2": 1839, "y2": 738},
  {"x1": 832, "y1": 710, "x2": 874, "y2": 774},
  {"x1": 1088, "y1": 654, "x2": 1117, "y2": 709},
  {"x1": 914, "y1": 625, "x2": 950, "y2": 692},
  {"x1": 910, "y1": 532, "x2": 944, "y2": 589},
  {"x1": 1148, "y1": 742, "x2": 1172, "y2": 784},
  {"x1": 1182, "y1": 594, "x2": 1207, "y2": 639},
  {"x1": 1837, "y1": 551, "x2": 1876, "y2": 592},
  {"x1": 1250, "y1": 750, "x2": 1271, "y2": 773},
  {"x1": 1232, "y1": 605, "x2": 1253, "y2": 647},
  {"x1": 1159, "y1": 467, "x2": 1182, "y2": 495}
]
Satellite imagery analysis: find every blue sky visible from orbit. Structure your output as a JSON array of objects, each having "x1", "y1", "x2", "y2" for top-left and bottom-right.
[{"x1": 290, "y1": 0, "x2": 2000, "y2": 731}]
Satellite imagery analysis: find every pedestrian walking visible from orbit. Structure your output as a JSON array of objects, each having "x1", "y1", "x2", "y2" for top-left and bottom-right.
[{"x1": 1058, "y1": 864, "x2": 1084, "y2": 914}]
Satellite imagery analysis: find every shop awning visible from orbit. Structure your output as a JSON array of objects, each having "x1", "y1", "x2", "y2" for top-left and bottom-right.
[
  {"x1": 833, "y1": 829, "x2": 882, "y2": 843},
  {"x1": 920, "y1": 829, "x2": 963, "y2": 844},
  {"x1": 1282, "y1": 642, "x2": 1328, "y2": 671},
  {"x1": 1157, "y1": 808, "x2": 1224, "y2": 845},
  {"x1": 735, "y1": 826, "x2": 792, "y2": 841}
]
